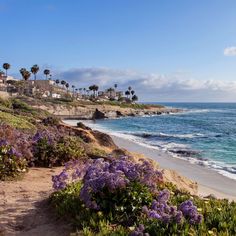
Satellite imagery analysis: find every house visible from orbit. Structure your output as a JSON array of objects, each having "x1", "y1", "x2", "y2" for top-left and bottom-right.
[
  {"x1": 98, "y1": 90, "x2": 123, "y2": 99},
  {"x1": 24, "y1": 80, "x2": 66, "y2": 97}
]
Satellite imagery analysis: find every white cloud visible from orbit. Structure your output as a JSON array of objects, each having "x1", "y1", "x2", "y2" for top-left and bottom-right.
[
  {"x1": 58, "y1": 67, "x2": 236, "y2": 102},
  {"x1": 224, "y1": 47, "x2": 236, "y2": 56}
]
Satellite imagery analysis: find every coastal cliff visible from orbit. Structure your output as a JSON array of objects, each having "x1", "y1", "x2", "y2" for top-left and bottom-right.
[{"x1": 31, "y1": 100, "x2": 181, "y2": 119}]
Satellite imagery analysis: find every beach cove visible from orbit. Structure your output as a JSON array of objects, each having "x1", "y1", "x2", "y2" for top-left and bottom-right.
[{"x1": 64, "y1": 102, "x2": 236, "y2": 201}]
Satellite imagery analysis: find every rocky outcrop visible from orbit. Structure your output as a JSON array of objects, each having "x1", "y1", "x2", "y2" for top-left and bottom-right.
[
  {"x1": 91, "y1": 130, "x2": 117, "y2": 149},
  {"x1": 33, "y1": 103, "x2": 182, "y2": 120},
  {"x1": 76, "y1": 122, "x2": 92, "y2": 130},
  {"x1": 92, "y1": 109, "x2": 107, "y2": 119}
]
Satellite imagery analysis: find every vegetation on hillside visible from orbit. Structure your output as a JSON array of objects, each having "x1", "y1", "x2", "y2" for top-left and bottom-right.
[
  {"x1": 51, "y1": 157, "x2": 236, "y2": 236},
  {"x1": 0, "y1": 97, "x2": 111, "y2": 180},
  {"x1": 0, "y1": 97, "x2": 235, "y2": 235}
]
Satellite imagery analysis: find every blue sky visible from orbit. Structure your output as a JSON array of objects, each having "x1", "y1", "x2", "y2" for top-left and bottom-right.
[{"x1": 1, "y1": 0, "x2": 236, "y2": 102}]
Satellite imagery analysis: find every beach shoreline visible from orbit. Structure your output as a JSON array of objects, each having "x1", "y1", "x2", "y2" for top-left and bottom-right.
[
  {"x1": 111, "y1": 135, "x2": 236, "y2": 201},
  {"x1": 63, "y1": 119, "x2": 236, "y2": 201}
]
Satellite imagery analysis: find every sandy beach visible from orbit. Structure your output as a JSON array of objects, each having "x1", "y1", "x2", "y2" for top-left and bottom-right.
[
  {"x1": 63, "y1": 119, "x2": 236, "y2": 200},
  {"x1": 111, "y1": 135, "x2": 236, "y2": 200}
]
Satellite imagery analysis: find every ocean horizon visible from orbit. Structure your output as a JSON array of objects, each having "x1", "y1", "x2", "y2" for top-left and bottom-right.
[{"x1": 67, "y1": 102, "x2": 236, "y2": 181}]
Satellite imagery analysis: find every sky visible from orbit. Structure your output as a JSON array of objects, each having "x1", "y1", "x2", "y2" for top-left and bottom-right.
[{"x1": 0, "y1": 0, "x2": 236, "y2": 102}]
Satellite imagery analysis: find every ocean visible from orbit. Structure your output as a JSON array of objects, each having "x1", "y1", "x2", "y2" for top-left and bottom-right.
[{"x1": 68, "y1": 103, "x2": 236, "y2": 181}]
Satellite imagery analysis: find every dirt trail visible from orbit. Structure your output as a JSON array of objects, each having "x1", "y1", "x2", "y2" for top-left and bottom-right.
[{"x1": 0, "y1": 168, "x2": 71, "y2": 236}]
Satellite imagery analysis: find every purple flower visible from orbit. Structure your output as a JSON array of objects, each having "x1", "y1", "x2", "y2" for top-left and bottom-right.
[
  {"x1": 130, "y1": 224, "x2": 148, "y2": 236},
  {"x1": 7, "y1": 147, "x2": 22, "y2": 158},
  {"x1": 52, "y1": 156, "x2": 163, "y2": 210},
  {"x1": 179, "y1": 200, "x2": 203, "y2": 224},
  {"x1": 0, "y1": 139, "x2": 9, "y2": 146}
]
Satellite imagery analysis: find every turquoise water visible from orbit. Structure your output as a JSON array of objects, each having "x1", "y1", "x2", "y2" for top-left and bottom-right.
[{"x1": 81, "y1": 103, "x2": 236, "y2": 180}]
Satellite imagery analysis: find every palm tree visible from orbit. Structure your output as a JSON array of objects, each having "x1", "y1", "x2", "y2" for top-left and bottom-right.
[
  {"x1": 65, "y1": 83, "x2": 69, "y2": 91},
  {"x1": 30, "y1": 64, "x2": 39, "y2": 80},
  {"x1": 22, "y1": 71, "x2": 31, "y2": 81},
  {"x1": 131, "y1": 90, "x2": 135, "y2": 96},
  {"x1": 89, "y1": 85, "x2": 94, "y2": 95},
  {"x1": 3, "y1": 63, "x2": 10, "y2": 76},
  {"x1": 89, "y1": 84, "x2": 99, "y2": 97},
  {"x1": 55, "y1": 79, "x2": 60, "y2": 87},
  {"x1": 132, "y1": 95, "x2": 138, "y2": 102},
  {"x1": 114, "y1": 84, "x2": 118, "y2": 89},
  {"x1": 128, "y1": 86, "x2": 132, "y2": 91},
  {"x1": 94, "y1": 85, "x2": 99, "y2": 97},
  {"x1": 43, "y1": 69, "x2": 50, "y2": 80},
  {"x1": 72, "y1": 85, "x2": 75, "y2": 96},
  {"x1": 107, "y1": 87, "x2": 115, "y2": 99},
  {"x1": 125, "y1": 90, "x2": 130, "y2": 98},
  {"x1": 19, "y1": 68, "x2": 27, "y2": 78},
  {"x1": 19, "y1": 68, "x2": 31, "y2": 80},
  {"x1": 61, "y1": 80, "x2": 66, "y2": 88}
]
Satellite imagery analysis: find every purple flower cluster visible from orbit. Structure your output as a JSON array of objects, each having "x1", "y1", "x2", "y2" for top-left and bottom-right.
[
  {"x1": 52, "y1": 156, "x2": 163, "y2": 210},
  {"x1": 130, "y1": 224, "x2": 149, "y2": 236},
  {"x1": 52, "y1": 159, "x2": 88, "y2": 189},
  {"x1": 142, "y1": 189, "x2": 183, "y2": 224},
  {"x1": 0, "y1": 124, "x2": 32, "y2": 161},
  {"x1": 178, "y1": 200, "x2": 203, "y2": 224},
  {"x1": 52, "y1": 170, "x2": 69, "y2": 189},
  {"x1": 32, "y1": 130, "x2": 58, "y2": 145},
  {"x1": 142, "y1": 190, "x2": 202, "y2": 225},
  {"x1": 0, "y1": 139, "x2": 22, "y2": 158}
]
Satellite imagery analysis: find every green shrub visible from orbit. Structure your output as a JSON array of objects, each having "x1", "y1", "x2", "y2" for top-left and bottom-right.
[
  {"x1": 11, "y1": 98, "x2": 33, "y2": 112},
  {"x1": 94, "y1": 182, "x2": 153, "y2": 226},
  {"x1": 32, "y1": 135, "x2": 85, "y2": 167},
  {"x1": 42, "y1": 116, "x2": 60, "y2": 126}
]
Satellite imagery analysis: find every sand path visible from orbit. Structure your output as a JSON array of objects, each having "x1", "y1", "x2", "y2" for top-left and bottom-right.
[{"x1": 0, "y1": 168, "x2": 71, "y2": 236}]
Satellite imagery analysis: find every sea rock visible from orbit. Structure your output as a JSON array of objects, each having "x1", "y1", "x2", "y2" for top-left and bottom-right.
[
  {"x1": 116, "y1": 111, "x2": 123, "y2": 117},
  {"x1": 92, "y1": 130, "x2": 117, "y2": 148},
  {"x1": 170, "y1": 149, "x2": 199, "y2": 157},
  {"x1": 92, "y1": 109, "x2": 107, "y2": 119},
  {"x1": 77, "y1": 122, "x2": 92, "y2": 130}
]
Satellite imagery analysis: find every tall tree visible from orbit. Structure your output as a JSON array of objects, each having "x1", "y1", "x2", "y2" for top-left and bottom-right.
[
  {"x1": 30, "y1": 64, "x2": 39, "y2": 80},
  {"x1": 128, "y1": 86, "x2": 132, "y2": 91},
  {"x1": 131, "y1": 90, "x2": 135, "y2": 96},
  {"x1": 89, "y1": 84, "x2": 99, "y2": 97},
  {"x1": 43, "y1": 69, "x2": 50, "y2": 80},
  {"x1": 72, "y1": 85, "x2": 75, "y2": 95},
  {"x1": 132, "y1": 95, "x2": 138, "y2": 102},
  {"x1": 125, "y1": 90, "x2": 130, "y2": 98},
  {"x1": 65, "y1": 83, "x2": 69, "y2": 91},
  {"x1": 61, "y1": 80, "x2": 66, "y2": 88},
  {"x1": 19, "y1": 68, "x2": 27, "y2": 78},
  {"x1": 3, "y1": 63, "x2": 10, "y2": 76},
  {"x1": 107, "y1": 87, "x2": 115, "y2": 99},
  {"x1": 19, "y1": 68, "x2": 31, "y2": 81},
  {"x1": 55, "y1": 79, "x2": 60, "y2": 86}
]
